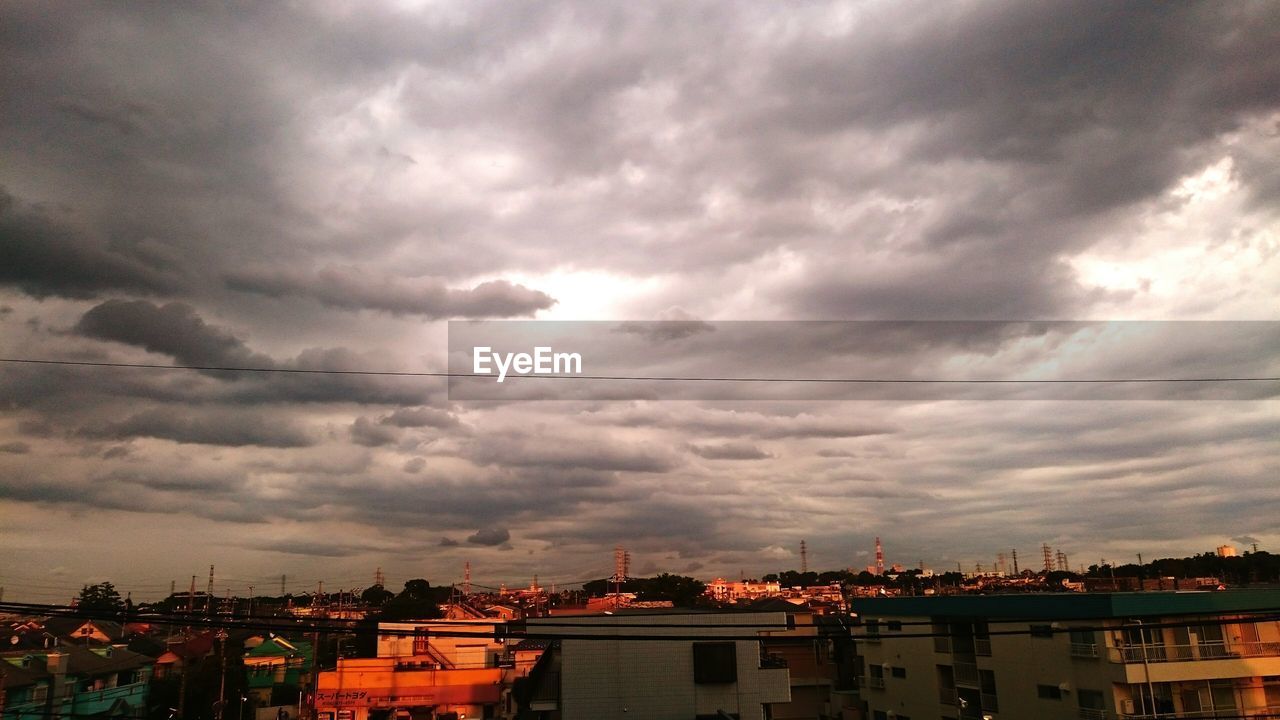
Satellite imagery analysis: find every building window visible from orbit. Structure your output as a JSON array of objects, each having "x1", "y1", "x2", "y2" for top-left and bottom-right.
[
  {"x1": 887, "y1": 620, "x2": 903, "y2": 631},
  {"x1": 891, "y1": 666, "x2": 906, "y2": 679},
  {"x1": 1078, "y1": 689, "x2": 1105, "y2": 711},
  {"x1": 1030, "y1": 624, "x2": 1054, "y2": 638},
  {"x1": 872, "y1": 711, "x2": 887, "y2": 720},
  {"x1": 1037, "y1": 684, "x2": 1063, "y2": 700},
  {"x1": 693, "y1": 642, "x2": 738, "y2": 684}
]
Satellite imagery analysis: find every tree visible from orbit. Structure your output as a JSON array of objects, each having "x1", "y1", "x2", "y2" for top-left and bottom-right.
[
  {"x1": 360, "y1": 584, "x2": 394, "y2": 607},
  {"x1": 77, "y1": 582, "x2": 125, "y2": 612},
  {"x1": 377, "y1": 579, "x2": 445, "y2": 621}
]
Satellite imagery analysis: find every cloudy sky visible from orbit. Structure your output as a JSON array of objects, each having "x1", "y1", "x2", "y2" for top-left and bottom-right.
[{"x1": 1, "y1": 1, "x2": 1278, "y2": 600}]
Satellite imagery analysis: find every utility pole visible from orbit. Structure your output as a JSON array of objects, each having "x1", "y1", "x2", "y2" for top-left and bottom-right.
[
  {"x1": 248, "y1": 586, "x2": 254, "y2": 618},
  {"x1": 180, "y1": 575, "x2": 196, "y2": 720},
  {"x1": 215, "y1": 629, "x2": 229, "y2": 720}
]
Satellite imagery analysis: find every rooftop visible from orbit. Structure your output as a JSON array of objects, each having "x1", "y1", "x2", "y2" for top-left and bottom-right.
[{"x1": 849, "y1": 589, "x2": 1280, "y2": 620}]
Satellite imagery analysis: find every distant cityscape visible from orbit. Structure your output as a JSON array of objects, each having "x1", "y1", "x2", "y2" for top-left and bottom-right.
[{"x1": 4, "y1": 542, "x2": 1279, "y2": 720}]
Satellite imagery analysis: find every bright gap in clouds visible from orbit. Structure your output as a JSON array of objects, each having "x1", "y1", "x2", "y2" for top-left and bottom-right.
[
  {"x1": 1068, "y1": 155, "x2": 1280, "y2": 320},
  {"x1": 479, "y1": 269, "x2": 673, "y2": 320}
]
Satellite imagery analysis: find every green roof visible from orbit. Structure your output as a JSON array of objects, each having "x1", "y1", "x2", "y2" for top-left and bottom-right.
[
  {"x1": 849, "y1": 589, "x2": 1280, "y2": 620},
  {"x1": 245, "y1": 637, "x2": 312, "y2": 660}
]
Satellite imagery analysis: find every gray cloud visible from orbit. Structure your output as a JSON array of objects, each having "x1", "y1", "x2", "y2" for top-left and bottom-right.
[
  {"x1": 0, "y1": 0, "x2": 1276, "y2": 589},
  {"x1": 0, "y1": 190, "x2": 180, "y2": 299},
  {"x1": 77, "y1": 300, "x2": 273, "y2": 368},
  {"x1": 467, "y1": 527, "x2": 511, "y2": 546},
  {"x1": 688, "y1": 442, "x2": 773, "y2": 460},
  {"x1": 227, "y1": 266, "x2": 555, "y2": 318},
  {"x1": 79, "y1": 407, "x2": 314, "y2": 448},
  {"x1": 0, "y1": 441, "x2": 31, "y2": 454},
  {"x1": 350, "y1": 416, "x2": 400, "y2": 447},
  {"x1": 381, "y1": 407, "x2": 461, "y2": 429}
]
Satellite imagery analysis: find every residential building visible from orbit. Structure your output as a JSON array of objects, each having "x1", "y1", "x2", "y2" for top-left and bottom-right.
[
  {"x1": 850, "y1": 590, "x2": 1280, "y2": 720},
  {"x1": 244, "y1": 635, "x2": 314, "y2": 708},
  {"x1": 315, "y1": 621, "x2": 512, "y2": 720},
  {"x1": 515, "y1": 611, "x2": 792, "y2": 720},
  {"x1": 706, "y1": 579, "x2": 783, "y2": 603},
  {"x1": 1, "y1": 645, "x2": 153, "y2": 720}
]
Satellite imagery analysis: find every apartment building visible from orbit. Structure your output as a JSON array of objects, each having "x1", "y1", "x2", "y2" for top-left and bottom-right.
[
  {"x1": 850, "y1": 590, "x2": 1280, "y2": 720},
  {"x1": 316, "y1": 621, "x2": 511, "y2": 720},
  {"x1": 516, "y1": 611, "x2": 792, "y2": 720}
]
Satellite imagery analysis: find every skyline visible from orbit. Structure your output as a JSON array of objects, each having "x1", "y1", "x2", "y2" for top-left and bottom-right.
[{"x1": 1, "y1": 1, "x2": 1278, "y2": 592}]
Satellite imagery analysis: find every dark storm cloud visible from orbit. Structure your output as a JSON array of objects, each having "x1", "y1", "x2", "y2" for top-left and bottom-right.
[
  {"x1": 467, "y1": 527, "x2": 511, "y2": 546},
  {"x1": 226, "y1": 267, "x2": 556, "y2": 318},
  {"x1": 0, "y1": 441, "x2": 30, "y2": 454},
  {"x1": 350, "y1": 416, "x2": 401, "y2": 447},
  {"x1": 0, "y1": 190, "x2": 180, "y2": 299},
  {"x1": 79, "y1": 407, "x2": 315, "y2": 448},
  {"x1": 0, "y1": 0, "x2": 1277, "y2": 584},
  {"x1": 77, "y1": 300, "x2": 274, "y2": 367}
]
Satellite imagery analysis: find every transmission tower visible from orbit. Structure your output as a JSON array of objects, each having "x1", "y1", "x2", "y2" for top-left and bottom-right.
[
  {"x1": 463, "y1": 561, "x2": 472, "y2": 596},
  {"x1": 875, "y1": 537, "x2": 885, "y2": 575},
  {"x1": 800, "y1": 540, "x2": 809, "y2": 574},
  {"x1": 374, "y1": 566, "x2": 385, "y2": 588},
  {"x1": 1011, "y1": 549, "x2": 1019, "y2": 575},
  {"x1": 1042, "y1": 544, "x2": 1053, "y2": 573}
]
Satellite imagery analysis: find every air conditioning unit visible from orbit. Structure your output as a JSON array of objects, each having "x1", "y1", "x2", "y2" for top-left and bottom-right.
[
  {"x1": 1058, "y1": 682, "x2": 1071, "y2": 693},
  {"x1": 1121, "y1": 699, "x2": 1135, "y2": 714}
]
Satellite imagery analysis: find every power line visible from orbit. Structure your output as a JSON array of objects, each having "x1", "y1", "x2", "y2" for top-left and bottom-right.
[{"x1": 1, "y1": 357, "x2": 1276, "y2": 384}]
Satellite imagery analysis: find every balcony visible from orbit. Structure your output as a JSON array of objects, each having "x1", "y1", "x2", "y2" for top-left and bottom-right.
[
  {"x1": 953, "y1": 660, "x2": 980, "y2": 686},
  {"x1": 1071, "y1": 642, "x2": 1100, "y2": 658},
  {"x1": 1077, "y1": 709, "x2": 1107, "y2": 720},
  {"x1": 1108, "y1": 641, "x2": 1280, "y2": 664},
  {"x1": 1119, "y1": 709, "x2": 1280, "y2": 720}
]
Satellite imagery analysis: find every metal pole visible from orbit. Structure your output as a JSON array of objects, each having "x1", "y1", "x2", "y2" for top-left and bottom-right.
[
  {"x1": 217, "y1": 629, "x2": 229, "y2": 720},
  {"x1": 1134, "y1": 619, "x2": 1156, "y2": 716}
]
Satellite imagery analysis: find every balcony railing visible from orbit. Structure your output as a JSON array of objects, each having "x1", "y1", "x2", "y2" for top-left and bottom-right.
[
  {"x1": 953, "y1": 660, "x2": 980, "y2": 686},
  {"x1": 1119, "y1": 708, "x2": 1280, "y2": 720},
  {"x1": 1071, "y1": 642, "x2": 1100, "y2": 658},
  {"x1": 1109, "y1": 641, "x2": 1280, "y2": 664},
  {"x1": 1078, "y1": 709, "x2": 1107, "y2": 720}
]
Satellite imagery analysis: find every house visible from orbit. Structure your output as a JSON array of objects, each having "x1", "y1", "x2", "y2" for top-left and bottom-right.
[
  {"x1": 243, "y1": 635, "x2": 314, "y2": 708},
  {"x1": 1, "y1": 645, "x2": 153, "y2": 720},
  {"x1": 153, "y1": 631, "x2": 217, "y2": 679}
]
